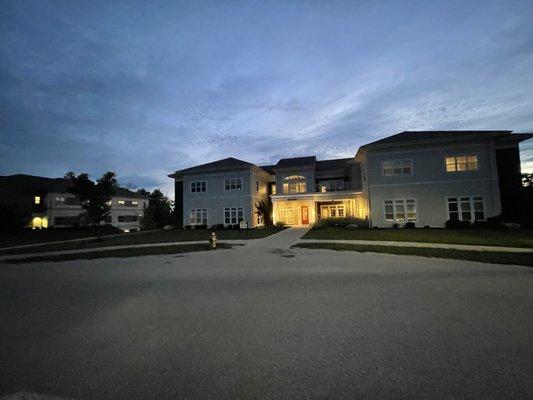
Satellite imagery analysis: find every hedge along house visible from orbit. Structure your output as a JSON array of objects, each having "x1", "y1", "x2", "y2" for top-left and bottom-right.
[{"x1": 169, "y1": 130, "x2": 532, "y2": 228}]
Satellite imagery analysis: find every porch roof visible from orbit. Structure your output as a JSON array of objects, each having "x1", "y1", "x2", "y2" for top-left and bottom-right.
[{"x1": 271, "y1": 190, "x2": 362, "y2": 201}]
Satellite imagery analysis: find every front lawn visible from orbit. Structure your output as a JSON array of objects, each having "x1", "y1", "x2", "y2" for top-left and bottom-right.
[
  {"x1": 294, "y1": 243, "x2": 533, "y2": 267},
  {"x1": 303, "y1": 227, "x2": 533, "y2": 248},
  {"x1": 0, "y1": 227, "x2": 281, "y2": 255},
  {"x1": 0, "y1": 225, "x2": 123, "y2": 247},
  {"x1": 2, "y1": 243, "x2": 234, "y2": 264}
]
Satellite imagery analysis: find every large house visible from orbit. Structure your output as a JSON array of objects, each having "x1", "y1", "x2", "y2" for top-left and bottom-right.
[
  {"x1": 0, "y1": 174, "x2": 148, "y2": 232},
  {"x1": 170, "y1": 130, "x2": 532, "y2": 228}
]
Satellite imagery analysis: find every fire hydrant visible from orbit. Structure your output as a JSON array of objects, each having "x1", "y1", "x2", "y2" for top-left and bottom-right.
[{"x1": 209, "y1": 231, "x2": 218, "y2": 249}]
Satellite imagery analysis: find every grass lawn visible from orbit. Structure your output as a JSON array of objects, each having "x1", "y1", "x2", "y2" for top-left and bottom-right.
[
  {"x1": 294, "y1": 243, "x2": 533, "y2": 267},
  {"x1": 304, "y1": 227, "x2": 533, "y2": 248},
  {"x1": 0, "y1": 227, "x2": 281, "y2": 255},
  {"x1": 0, "y1": 225, "x2": 123, "y2": 247},
  {"x1": 2, "y1": 243, "x2": 234, "y2": 264}
]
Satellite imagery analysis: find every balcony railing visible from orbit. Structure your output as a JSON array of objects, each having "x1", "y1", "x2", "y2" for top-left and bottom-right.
[{"x1": 316, "y1": 181, "x2": 350, "y2": 192}]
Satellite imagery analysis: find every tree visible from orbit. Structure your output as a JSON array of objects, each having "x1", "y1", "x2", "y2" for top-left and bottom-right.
[
  {"x1": 138, "y1": 188, "x2": 174, "y2": 229},
  {"x1": 522, "y1": 173, "x2": 533, "y2": 187},
  {"x1": 255, "y1": 200, "x2": 272, "y2": 226},
  {"x1": 65, "y1": 171, "x2": 116, "y2": 225}
]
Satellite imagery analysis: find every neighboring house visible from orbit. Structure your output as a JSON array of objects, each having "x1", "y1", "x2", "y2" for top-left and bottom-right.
[
  {"x1": 0, "y1": 174, "x2": 148, "y2": 232},
  {"x1": 170, "y1": 130, "x2": 532, "y2": 228}
]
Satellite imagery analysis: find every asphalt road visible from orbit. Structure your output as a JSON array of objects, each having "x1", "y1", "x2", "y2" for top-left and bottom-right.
[{"x1": 1, "y1": 246, "x2": 532, "y2": 399}]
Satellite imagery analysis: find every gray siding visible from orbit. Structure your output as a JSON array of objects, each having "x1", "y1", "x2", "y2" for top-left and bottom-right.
[{"x1": 366, "y1": 141, "x2": 501, "y2": 227}]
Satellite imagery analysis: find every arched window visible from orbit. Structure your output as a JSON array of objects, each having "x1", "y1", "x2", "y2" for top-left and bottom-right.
[{"x1": 282, "y1": 175, "x2": 307, "y2": 194}]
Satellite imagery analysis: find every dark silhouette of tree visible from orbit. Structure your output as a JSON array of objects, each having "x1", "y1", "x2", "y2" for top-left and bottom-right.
[{"x1": 65, "y1": 171, "x2": 116, "y2": 225}]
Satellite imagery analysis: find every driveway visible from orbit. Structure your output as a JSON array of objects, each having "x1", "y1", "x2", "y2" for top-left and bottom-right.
[{"x1": 1, "y1": 243, "x2": 532, "y2": 399}]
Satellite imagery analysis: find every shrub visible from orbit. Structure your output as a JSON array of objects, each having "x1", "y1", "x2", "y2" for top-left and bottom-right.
[
  {"x1": 404, "y1": 222, "x2": 416, "y2": 229},
  {"x1": 211, "y1": 223, "x2": 224, "y2": 230},
  {"x1": 275, "y1": 221, "x2": 286, "y2": 229},
  {"x1": 313, "y1": 217, "x2": 369, "y2": 229},
  {"x1": 392, "y1": 223, "x2": 400, "y2": 229},
  {"x1": 471, "y1": 220, "x2": 488, "y2": 229},
  {"x1": 486, "y1": 216, "x2": 507, "y2": 230},
  {"x1": 445, "y1": 220, "x2": 471, "y2": 229}
]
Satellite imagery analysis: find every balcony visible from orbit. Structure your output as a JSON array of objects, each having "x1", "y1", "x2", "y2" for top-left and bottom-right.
[{"x1": 316, "y1": 180, "x2": 350, "y2": 193}]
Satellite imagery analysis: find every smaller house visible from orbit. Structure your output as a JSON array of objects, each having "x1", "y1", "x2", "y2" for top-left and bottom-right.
[{"x1": 0, "y1": 174, "x2": 148, "y2": 232}]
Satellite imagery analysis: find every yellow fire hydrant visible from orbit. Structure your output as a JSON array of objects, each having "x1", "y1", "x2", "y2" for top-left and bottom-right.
[{"x1": 209, "y1": 231, "x2": 218, "y2": 249}]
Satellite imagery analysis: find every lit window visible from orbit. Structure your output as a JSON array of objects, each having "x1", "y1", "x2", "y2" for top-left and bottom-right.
[
  {"x1": 282, "y1": 175, "x2": 307, "y2": 194},
  {"x1": 224, "y1": 207, "x2": 244, "y2": 225},
  {"x1": 384, "y1": 199, "x2": 417, "y2": 222},
  {"x1": 445, "y1": 155, "x2": 478, "y2": 172},
  {"x1": 132, "y1": 201, "x2": 138, "y2": 206},
  {"x1": 118, "y1": 200, "x2": 125, "y2": 205},
  {"x1": 447, "y1": 196, "x2": 484, "y2": 221},
  {"x1": 321, "y1": 205, "x2": 345, "y2": 218},
  {"x1": 382, "y1": 160, "x2": 412, "y2": 177},
  {"x1": 34, "y1": 196, "x2": 41, "y2": 205},
  {"x1": 191, "y1": 181, "x2": 207, "y2": 193},
  {"x1": 189, "y1": 208, "x2": 208, "y2": 225},
  {"x1": 224, "y1": 178, "x2": 243, "y2": 191}
]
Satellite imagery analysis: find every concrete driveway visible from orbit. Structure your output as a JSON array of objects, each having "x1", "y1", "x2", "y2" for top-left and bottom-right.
[{"x1": 1, "y1": 243, "x2": 532, "y2": 400}]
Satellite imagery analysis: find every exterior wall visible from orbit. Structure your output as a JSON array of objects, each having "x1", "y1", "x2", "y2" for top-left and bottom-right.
[
  {"x1": 181, "y1": 168, "x2": 255, "y2": 227},
  {"x1": 274, "y1": 167, "x2": 315, "y2": 194},
  {"x1": 366, "y1": 140, "x2": 502, "y2": 227},
  {"x1": 44, "y1": 192, "x2": 147, "y2": 231}
]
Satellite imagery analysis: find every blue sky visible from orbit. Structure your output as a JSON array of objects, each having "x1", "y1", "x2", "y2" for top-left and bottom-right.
[{"x1": 1, "y1": 0, "x2": 532, "y2": 197}]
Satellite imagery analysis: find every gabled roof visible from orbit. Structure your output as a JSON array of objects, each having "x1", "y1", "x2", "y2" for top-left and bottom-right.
[
  {"x1": 275, "y1": 156, "x2": 316, "y2": 169},
  {"x1": 361, "y1": 130, "x2": 516, "y2": 149},
  {"x1": 0, "y1": 174, "x2": 147, "y2": 199},
  {"x1": 259, "y1": 164, "x2": 276, "y2": 175},
  {"x1": 170, "y1": 157, "x2": 257, "y2": 177}
]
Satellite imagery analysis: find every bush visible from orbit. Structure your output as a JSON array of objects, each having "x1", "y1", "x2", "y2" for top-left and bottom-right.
[
  {"x1": 445, "y1": 219, "x2": 471, "y2": 229},
  {"x1": 404, "y1": 222, "x2": 416, "y2": 229},
  {"x1": 275, "y1": 221, "x2": 286, "y2": 229},
  {"x1": 392, "y1": 223, "x2": 400, "y2": 229},
  {"x1": 486, "y1": 216, "x2": 507, "y2": 230},
  {"x1": 211, "y1": 224, "x2": 224, "y2": 230},
  {"x1": 184, "y1": 224, "x2": 207, "y2": 230},
  {"x1": 313, "y1": 217, "x2": 369, "y2": 229},
  {"x1": 471, "y1": 220, "x2": 488, "y2": 229}
]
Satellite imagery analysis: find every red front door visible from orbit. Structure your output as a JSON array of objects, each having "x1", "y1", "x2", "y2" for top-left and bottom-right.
[{"x1": 301, "y1": 206, "x2": 309, "y2": 225}]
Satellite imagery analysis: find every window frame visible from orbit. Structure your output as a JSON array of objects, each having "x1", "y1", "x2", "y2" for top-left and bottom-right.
[
  {"x1": 381, "y1": 159, "x2": 413, "y2": 177},
  {"x1": 444, "y1": 154, "x2": 479, "y2": 173},
  {"x1": 282, "y1": 175, "x2": 307, "y2": 194},
  {"x1": 188, "y1": 208, "x2": 208, "y2": 226},
  {"x1": 224, "y1": 177, "x2": 243, "y2": 191},
  {"x1": 190, "y1": 181, "x2": 207, "y2": 193},
  {"x1": 383, "y1": 198, "x2": 417, "y2": 223},
  {"x1": 223, "y1": 207, "x2": 245, "y2": 226},
  {"x1": 118, "y1": 215, "x2": 139, "y2": 223},
  {"x1": 446, "y1": 196, "x2": 485, "y2": 221}
]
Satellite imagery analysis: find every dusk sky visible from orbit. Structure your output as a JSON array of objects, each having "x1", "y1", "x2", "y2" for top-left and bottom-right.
[{"x1": 1, "y1": 0, "x2": 532, "y2": 197}]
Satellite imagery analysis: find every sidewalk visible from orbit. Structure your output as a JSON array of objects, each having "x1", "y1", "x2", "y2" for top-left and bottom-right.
[
  {"x1": 295, "y1": 239, "x2": 533, "y2": 253},
  {"x1": 243, "y1": 227, "x2": 310, "y2": 250}
]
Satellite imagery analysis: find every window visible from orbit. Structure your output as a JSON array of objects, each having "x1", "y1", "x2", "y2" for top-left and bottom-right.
[
  {"x1": 189, "y1": 208, "x2": 208, "y2": 225},
  {"x1": 282, "y1": 175, "x2": 307, "y2": 194},
  {"x1": 34, "y1": 196, "x2": 41, "y2": 205},
  {"x1": 384, "y1": 199, "x2": 417, "y2": 222},
  {"x1": 256, "y1": 181, "x2": 259, "y2": 192},
  {"x1": 224, "y1": 207, "x2": 244, "y2": 225},
  {"x1": 55, "y1": 197, "x2": 65, "y2": 204},
  {"x1": 270, "y1": 182, "x2": 277, "y2": 195},
  {"x1": 446, "y1": 155, "x2": 478, "y2": 172},
  {"x1": 224, "y1": 178, "x2": 242, "y2": 191},
  {"x1": 117, "y1": 200, "x2": 137, "y2": 207},
  {"x1": 118, "y1": 215, "x2": 138, "y2": 223},
  {"x1": 382, "y1": 159, "x2": 412, "y2": 177},
  {"x1": 191, "y1": 181, "x2": 207, "y2": 193},
  {"x1": 447, "y1": 196, "x2": 484, "y2": 221},
  {"x1": 321, "y1": 205, "x2": 345, "y2": 218},
  {"x1": 317, "y1": 180, "x2": 347, "y2": 192},
  {"x1": 278, "y1": 207, "x2": 296, "y2": 225}
]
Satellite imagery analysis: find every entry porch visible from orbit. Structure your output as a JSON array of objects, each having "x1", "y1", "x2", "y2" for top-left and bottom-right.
[{"x1": 271, "y1": 192, "x2": 367, "y2": 226}]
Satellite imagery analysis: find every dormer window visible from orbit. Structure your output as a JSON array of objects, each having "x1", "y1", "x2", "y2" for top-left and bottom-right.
[{"x1": 282, "y1": 175, "x2": 306, "y2": 194}]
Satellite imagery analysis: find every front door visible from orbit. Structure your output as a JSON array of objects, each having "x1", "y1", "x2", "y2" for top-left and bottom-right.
[{"x1": 301, "y1": 205, "x2": 309, "y2": 225}]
